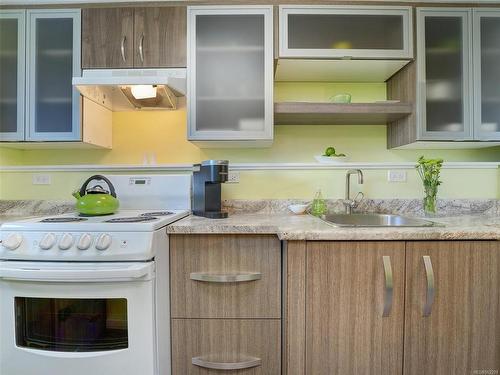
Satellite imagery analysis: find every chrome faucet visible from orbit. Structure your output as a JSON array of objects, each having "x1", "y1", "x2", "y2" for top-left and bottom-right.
[{"x1": 344, "y1": 169, "x2": 364, "y2": 214}]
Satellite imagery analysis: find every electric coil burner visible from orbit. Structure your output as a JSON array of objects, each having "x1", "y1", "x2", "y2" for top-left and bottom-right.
[
  {"x1": 140, "y1": 211, "x2": 174, "y2": 217},
  {"x1": 105, "y1": 216, "x2": 158, "y2": 223},
  {"x1": 40, "y1": 217, "x2": 88, "y2": 223}
]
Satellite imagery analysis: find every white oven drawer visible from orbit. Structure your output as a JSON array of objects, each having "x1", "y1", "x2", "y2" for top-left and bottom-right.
[
  {"x1": 0, "y1": 261, "x2": 154, "y2": 282},
  {"x1": 0, "y1": 261, "x2": 157, "y2": 375}
]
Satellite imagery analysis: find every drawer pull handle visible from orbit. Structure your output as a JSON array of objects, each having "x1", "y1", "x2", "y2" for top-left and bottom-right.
[
  {"x1": 190, "y1": 272, "x2": 261, "y2": 283},
  {"x1": 120, "y1": 36, "x2": 127, "y2": 62},
  {"x1": 382, "y1": 255, "x2": 393, "y2": 317},
  {"x1": 423, "y1": 255, "x2": 435, "y2": 317},
  {"x1": 192, "y1": 356, "x2": 262, "y2": 370},
  {"x1": 139, "y1": 34, "x2": 144, "y2": 62}
]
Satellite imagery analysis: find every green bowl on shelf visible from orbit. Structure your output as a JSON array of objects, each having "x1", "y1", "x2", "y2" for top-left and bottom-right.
[{"x1": 329, "y1": 93, "x2": 352, "y2": 104}]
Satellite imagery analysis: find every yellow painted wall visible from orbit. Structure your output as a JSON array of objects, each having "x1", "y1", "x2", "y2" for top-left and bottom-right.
[{"x1": 1, "y1": 83, "x2": 499, "y2": 200}]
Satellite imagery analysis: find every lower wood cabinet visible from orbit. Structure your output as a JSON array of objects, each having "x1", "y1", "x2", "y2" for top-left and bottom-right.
[
  {"x1": 285, "y1": 240, "x2": 500, "y2": 375},
  {"x1": 170, "y1": 234, "x2": 281, "y2": 319},
  {"x1": 172, "y1": 319, "x2": 281, "y2": 374},
  {"x1": 305, "y1": 241, "x2": 405, "y2": 375},
  {"x1": 404, "y1": 241, "x2": 500, "y2": 375},
  {"x1": 170, "y1": 236, "x2": 499, "y2": 375},
  {"x1": 170, "y1": 234, "x2": 282, "y2": 375}
]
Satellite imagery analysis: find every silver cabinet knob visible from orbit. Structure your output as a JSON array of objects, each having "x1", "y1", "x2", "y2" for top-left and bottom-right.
[
  {"x1": 95, "y1": 234, "x2": 112, "y2": 251},
  {"x1": 39, "y1": 233, "x2": 57, "y2": 250},
  {"x1": 58, "y1": 233, "x2": 74, "y2": 250},
  {"x1": 1, "y1": 233, "x2": 23, "y2": 250},
  {"x1": 77, "y1": 233, "x2": 93, "y2": 250}
]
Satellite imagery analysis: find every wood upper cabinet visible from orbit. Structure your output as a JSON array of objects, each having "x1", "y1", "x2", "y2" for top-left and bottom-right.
[
  {"x1": 134, "y1": 7, "x2": 186, "y2": 68},
  {"x1": 388, "y1": 8, "x2": 500, "y2": 147},
  {"x1": 416, "y1": 8, "x2": 473, "y2": 141},
  {"x1": 304, "y1": 241, "x2": 405, "y2": 375},
  {"x1": 473, "y1": 10, "x2": 500, "y2": 140},
  {"x1": 82, "y1": 8, "x2": 134, "y2": 68},
  {"x1": 187, "y1": 6, "x2": 274, "y2": 146},
  {"x1": 82, "y1": 6, "x2": 186, "y2": 69},
  {"x1": 0, "y1": 10, "x2": 25, "y2": 141},
  {"x1": 279, "y1": 5, "x2": 413, "y2": 59},
  {"x1": 404, "y1": 241, "x2": 500, "y2": 375}
]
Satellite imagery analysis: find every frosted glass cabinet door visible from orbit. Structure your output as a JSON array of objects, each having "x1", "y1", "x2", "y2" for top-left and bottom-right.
[
  {"x1": 279, "y1": 6, "x2": 413, "y2": 59},
  {"x1": 417, "y1": 9, "x2": 473, "y2": 140},
  {"x1": 473, "y1": 11, "x2": 500, "y2": 141},
  {"x1": 26, "y1": 10, "x2": 81, "y2": 141},
  {"x1": 187, "y1": 6, "x2": 273, "y2": 142},
  {"x1": 0, "y1": 11, "x2": 25, "y2": 141}
]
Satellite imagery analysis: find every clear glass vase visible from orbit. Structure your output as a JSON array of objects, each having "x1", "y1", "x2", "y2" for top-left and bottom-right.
[{"x1": 423, "y1": 187, "x2": 438, "y2": 216}]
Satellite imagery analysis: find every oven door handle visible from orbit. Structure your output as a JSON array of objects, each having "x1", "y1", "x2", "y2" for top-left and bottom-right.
[{"x1": 0, "y1": 262, "x2": 154, "y2": 282}]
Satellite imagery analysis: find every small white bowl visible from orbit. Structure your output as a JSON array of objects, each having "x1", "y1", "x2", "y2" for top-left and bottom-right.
[
  {"x1": 314, "y1": 155, "x2": 350, "y2": 164},
  {"x1": 288, "y1": 204, "x2": 309, "y2": 215}
]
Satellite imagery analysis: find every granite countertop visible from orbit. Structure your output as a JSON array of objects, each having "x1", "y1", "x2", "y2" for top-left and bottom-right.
[
  {"x1": 167, "y1": 213, "x2": 500, "y2": 241},
  {"x1": 1, "y1": 198, "x2": 499, "y2": 240}
]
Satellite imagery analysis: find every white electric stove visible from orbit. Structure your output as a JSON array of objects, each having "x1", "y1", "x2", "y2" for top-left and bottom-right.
[
  {"x1": 0, "y1": 209, "x2": 189, "y2": 261},
  {"x1": 0, "y1": 175, "x2": 191, "y2": 375}
]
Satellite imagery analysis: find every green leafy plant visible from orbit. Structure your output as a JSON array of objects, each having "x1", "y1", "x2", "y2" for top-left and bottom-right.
[{"x1": 415, "y1": 156, "x2": 443, "y2": 215}]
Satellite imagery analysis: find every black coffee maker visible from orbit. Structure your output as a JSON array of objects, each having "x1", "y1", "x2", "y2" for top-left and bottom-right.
[{"x1": 192, "y1": 160, "x2": 229, "y2": 219}]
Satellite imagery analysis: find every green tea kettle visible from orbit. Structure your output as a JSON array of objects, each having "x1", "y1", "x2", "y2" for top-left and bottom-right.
[{"x1": 73, "y1": 175, "x2": 119, "y2": 216}]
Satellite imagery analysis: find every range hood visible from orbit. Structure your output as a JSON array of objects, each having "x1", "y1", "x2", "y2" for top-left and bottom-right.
[{"x1": 73, "y1": 69, "x2": 186, "y2": 111}]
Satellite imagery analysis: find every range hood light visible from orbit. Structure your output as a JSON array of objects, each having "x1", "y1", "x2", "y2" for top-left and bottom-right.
[{"x1": 130, "y1": 85, "x2": 157, "y2": 99}]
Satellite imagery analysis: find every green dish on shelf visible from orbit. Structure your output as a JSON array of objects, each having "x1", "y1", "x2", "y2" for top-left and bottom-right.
[{"x1": 330, "y1": 93, "x2": 352, "y2": 104}]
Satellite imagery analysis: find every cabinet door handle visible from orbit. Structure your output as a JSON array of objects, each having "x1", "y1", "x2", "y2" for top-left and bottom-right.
[
  {"x1": 190, "y1": 272, "x2": 261, "y2": 283},
  {"x1": 120, "y1": 36, "x2": 127, "y2": 63},
  {"x1": 139, "y1": 34, "x2": 144, "y2": 63},
  {"x1": 423, "y1": 255, "x2": 435, "y2": 317},
  {"x1": 382, "y1": 255, "x2": 393, "y2": 317},
  {"x1": 192, "y1": 356, "x2": 262, "y2": 370}
]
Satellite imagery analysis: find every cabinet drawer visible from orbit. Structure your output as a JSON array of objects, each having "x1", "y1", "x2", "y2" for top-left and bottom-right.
[
  {"x1": 172, "y1": 319, "x2": 281, "y2": 375},
  {"x1": 170, "y1": 234, "x2": 281, "y2": 318}
]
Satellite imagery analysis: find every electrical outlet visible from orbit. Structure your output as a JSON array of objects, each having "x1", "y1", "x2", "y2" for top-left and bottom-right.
[
  {"x1": 227, "y1": 171, "x2": 240, "y2": 184},
  {"x1": 387, "y1": 170, "x2": 407, "y2": 182},
  {"x1": 32, "y1": 174, "x2": 52, "y2": 185}
]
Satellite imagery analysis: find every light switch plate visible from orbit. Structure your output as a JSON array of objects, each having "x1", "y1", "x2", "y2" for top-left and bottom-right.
[
  {"x1": 227, "y1": 171, "x2": 240, "y2": 184},
  {"x1": 32, "y1": 174, "x2": 51, "y2": 185},
  {"x1": 387, "y1": 170, "x2": 407, "y2": 182}
]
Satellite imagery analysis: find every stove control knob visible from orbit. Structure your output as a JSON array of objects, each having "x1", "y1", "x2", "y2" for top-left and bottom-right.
[
  {"x1": 58, "y1": 233, "x2": 74, "y2": 250},
  {"x1": 77, "y1": 233, "x2": 93, "y2": 250},
  {"x1": 95, "y1": 234, "x2": 112, "y2": 251},
  {"x1": 39, "y1": 233, "x2": 57, "y2": 250},
  {"x1": 1, "y1": 233, "x2": 23, "y2": 250}
]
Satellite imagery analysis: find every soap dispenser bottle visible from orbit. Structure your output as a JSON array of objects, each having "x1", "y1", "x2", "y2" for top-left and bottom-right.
[{"x1": 310, "y1": 189, "x2": 327, "y2": 217}]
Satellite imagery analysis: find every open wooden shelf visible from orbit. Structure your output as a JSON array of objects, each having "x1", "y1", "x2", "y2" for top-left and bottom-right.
[{"x1": 274, "y1": 101, "x2": 413, "y2": 125}]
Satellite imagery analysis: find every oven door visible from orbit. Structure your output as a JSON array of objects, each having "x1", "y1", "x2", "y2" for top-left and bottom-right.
[{"x1": 0, "y1": 261, "x2": 156, "y2": 375}]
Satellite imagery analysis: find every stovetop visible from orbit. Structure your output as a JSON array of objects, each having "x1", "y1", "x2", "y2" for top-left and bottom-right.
[
  {"x1": 0, "y1": 210, "x2": 190, "y2": 262},
  {"x1": 2, "y1": 210, "x2": 190, "y2": 232}
]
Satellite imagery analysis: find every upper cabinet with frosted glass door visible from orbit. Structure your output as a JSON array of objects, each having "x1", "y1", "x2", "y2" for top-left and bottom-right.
[
  {"x1": 279, "y1": 6, "x2": 413, "y2": 59},
  {"x1": 0, "y1": 10, "x2": 25, "y2": 141},
  {"x1": 26, "y1": 9, "x2": 81, "y2": 141},
  {"x1": 473, "y1": 9, "x2": 500, "y2": 141},
  {"x1": 187, "y1": 6, "x2": 274, "y2": 146},
  {"x1": 417, "y1": 9, "x2": 473, "y2": 141}
]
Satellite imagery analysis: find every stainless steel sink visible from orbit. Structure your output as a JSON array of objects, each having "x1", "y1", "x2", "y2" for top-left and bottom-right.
[{"x1": 322, "y1": 213, "x2": 436, "y2": 227}]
